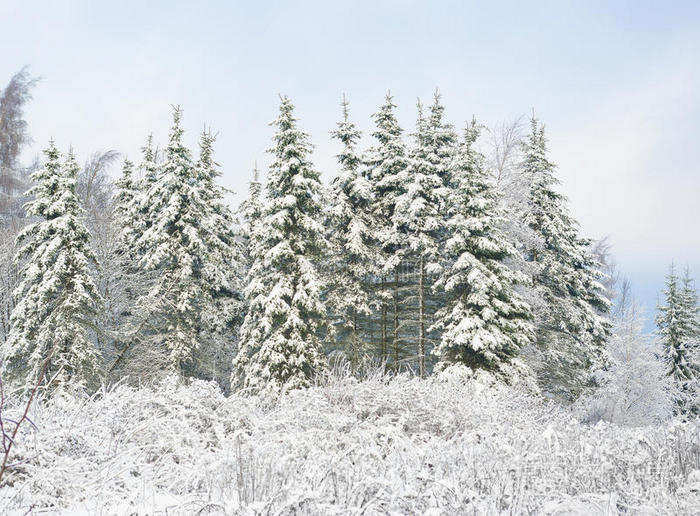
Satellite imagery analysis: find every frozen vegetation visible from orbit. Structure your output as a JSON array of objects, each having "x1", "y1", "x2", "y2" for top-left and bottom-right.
[
  {"x1": 1, "y1": 364, "x2": 699, "y2": 515},
  {"x1": 1, "y1": 68, "x2": 699, "y2": 516}
]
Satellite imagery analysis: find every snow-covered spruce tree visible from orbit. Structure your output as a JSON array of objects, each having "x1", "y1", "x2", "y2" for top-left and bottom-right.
[
  {"x1": 113, "y1": 159, "x2": 140, "y2": 253},
  {"x1": 129, "y1": 135, "x2": 159, "y2": 259},
  {"x1": 656, "y1": 263, "x2": 700, "y2": 413},
  {"x1": 395, "y1": 94, "x2": 456, "y2": 377},
  {"x1": 326, "y1": 96, "x2": 377, "y2": 368},
  {"x1": 521, "y1": 117, "x2": 610, "y2": 399},
  {"x1": 431, "y1": 119, "x2": 534, "y2": 383},
  {"x1": 136, "y1": 108, "x2": 239, "y2": 376},
  {"x1": 679, "y1": 268, "x2": 700, "y2": 344},
  {"x1": 679, "y1": 269, "x2": 700, "y2": 413},
  {"x1": 232, "y1": 96, "x2": 327, "y2": 394},
  {"x1": 365, "y1": 92, "x2": 409, "y2": 367},
  {"x1": 2, "y1": 144, "x2": 101, "y2": 390},
  {"x1": 92, "y1": 158, "x2": 141, "y2": 365},
  {"x1": 140, "y1": 134, "x2": 159, "y2": 188},
  {"x1": 106, "y1": 153, "x2": 164, "y2": 379},
  {"x1": 191, "y1": 130, "x2": 244, "y2": 384},
  {"x1": 237, "y1": 163, "x2": 263, "y2": 271},
  {"x1": 231, "y1": 167, "x2": 267, "y2": 391},
  {"x1": 486, "y1": 119, "x2": 547, "y2": 333}
]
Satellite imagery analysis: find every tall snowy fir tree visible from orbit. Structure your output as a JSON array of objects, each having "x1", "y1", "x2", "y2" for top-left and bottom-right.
[
  {"x1": 431, "y1": 120, "x2": 533, "y2": 382},
  {"x1": 140, "y1": 134, "x2": 159, "y2": 187},
  {"x1": 135, "y1": 109, "x2": 239, "y2": 377},
  {"x1": 113, "y1": 159, "x2": 141, "y2": 255},
  {"x1": 395, "y1": 94, "x2": 455, "y2": 376},
  {"x1": 191, "y1": 130, "x2": 243, "y2": 383},
  {"x1": 365, "y1": 92, "x2": 409, "y2": 367},
  {"x1": 679, "y1": 268, "x2": 700, "y2": 344},
  {"x1": 232, "y1": 96, "x2": 327, "y2": 394},
  {"x1": 2, "y1": 144, "x2": 101, "y2": 390},
  {"x1": 130, "y1": 135, "x2": 158, "y2": 259},
  {"x1": 231, "y1": 165, "x2": 266, "y2": 390},
  {"x1": 237, "y1": 163, "x2": 263, "y2": 271},
  {"x1": 521, "y1": 117, "x2": 610, "y2": 399},
  {"x1": 326, "y1": 96, "x2": 377, "y2": 368},
  {"x1": 107, "y1": 158, "x2": 146, "y2": 363},
  {"x1": 656, "y1": 263, "x2": 700, "y2": 413}
]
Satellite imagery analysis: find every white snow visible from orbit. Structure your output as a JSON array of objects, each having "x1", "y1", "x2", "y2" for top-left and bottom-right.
[{"x1": 1, "y1": 365, "x2": 698, "y2": 514}]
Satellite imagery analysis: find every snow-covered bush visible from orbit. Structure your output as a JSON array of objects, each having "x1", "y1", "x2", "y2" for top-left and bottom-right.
[
  {"x1": 0, "y1": 367, "x2": 698, "y2": 515},
  {"x1": 580, "y1": 298, "x2": 674, "y2": 426}
]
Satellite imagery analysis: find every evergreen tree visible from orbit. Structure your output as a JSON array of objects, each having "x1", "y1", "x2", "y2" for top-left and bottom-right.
[
  {"x1": 107, "y1": 155, "x2": 163, "y2": 378},
  {"x1": 326, "y1": 96, "x2": 377, "y2": 368},
  {"x1": 141, "y1": 134, "x2": 159, "y2": 187},
  {"x1": 192, "y1": 130, "x2": 244, "y2": 383},
  {"x1": 365, "y1": 92, "x2": 409, "y2": 367},
  {"x1": 657, "y1": 263, "x2": 700, "y2": 412},
  {"x1": 3, "y1": 143, "x2": 101, "y2": 389},
  {"x1": 232, "y1": 96, "x2": 327, "y2": 394},
  {"x1": 113, "y1": 159, "x2": 140, "y2": 253},
  {"x1": 136, "y1": 108, "x2": 239, "y2": 375},
  {"x1": 431, "y1": 120, "x2": 533, "y2": 382},
  {"x1": 131, "y1": 135, "x2": 158, "y2": 258},
  {"x1": 522, "y1": 117, "x2": 610, "y2": 398},
  {"x1": 679, "y1": 268, "x2": 700, "y2": 343},
  {"x1": 395, "y1": 94, "x2": 455, "y2": 376},
  {"x1": 238, "y1": 163, "x2": 263, "y2": 270},
  {"x1": 425, "y1": 91, "x2": 458, "y2": 192},
  {"x1": 110, "y1": 159, "x2": 140, "y2": 314},
  {"x1": 231, "y1": 167, "x2": 267, "y2": 390}
]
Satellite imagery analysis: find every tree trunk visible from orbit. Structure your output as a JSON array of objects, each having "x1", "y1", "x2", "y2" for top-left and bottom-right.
[
  {"x1": 381, "y1": 277, "x2": 388, "y2": 365},
  {"x1": 351, "y1": 305, "x2": 358, "y2": 371},
  {"x1": 419, "y1": 254, "x2": 425, "y2": 378},
  {"x1": 393, "y1": 268, "x2": 399, "y2": 370}
]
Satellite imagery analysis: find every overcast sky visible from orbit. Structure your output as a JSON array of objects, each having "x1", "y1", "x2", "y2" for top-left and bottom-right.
[{"x1": 2, "y1": 0, "x2": 699, "y2": 330}]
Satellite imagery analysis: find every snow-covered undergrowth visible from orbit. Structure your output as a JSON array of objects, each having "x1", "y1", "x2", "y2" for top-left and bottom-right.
[{"x1": 1, "y1": 366, "x2": 700, "y2": 515}]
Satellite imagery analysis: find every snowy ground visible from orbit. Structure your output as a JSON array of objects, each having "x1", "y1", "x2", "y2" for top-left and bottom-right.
[{"x1": 1, "y1": 366, "x2": 699, "y2": 515}]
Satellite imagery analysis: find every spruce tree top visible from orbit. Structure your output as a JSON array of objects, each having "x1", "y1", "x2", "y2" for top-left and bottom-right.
[
  {"x1": 266, "y1": 95, "x2": 324, "y2": 252},
  {"x1": 7, "y1": 144, "x2": 101, "y2": 389}
]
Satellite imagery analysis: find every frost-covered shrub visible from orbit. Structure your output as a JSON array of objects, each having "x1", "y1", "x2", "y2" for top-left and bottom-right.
[
  {"x1": 0, "y1": 367, "x2": 699, "y2": 515},
  {"x1": 580, "y1": 298, "x2": 674, "y2": 427}
]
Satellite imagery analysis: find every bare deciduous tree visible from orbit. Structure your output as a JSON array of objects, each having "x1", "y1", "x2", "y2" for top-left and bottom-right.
[{"x1": 0, "y1": 67, "x2": 39, "y2": 219}]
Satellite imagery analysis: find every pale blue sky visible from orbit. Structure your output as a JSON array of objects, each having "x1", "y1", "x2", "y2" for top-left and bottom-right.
[{"x1": 2, "y1": 0, "x2": 699, "y2": 329}]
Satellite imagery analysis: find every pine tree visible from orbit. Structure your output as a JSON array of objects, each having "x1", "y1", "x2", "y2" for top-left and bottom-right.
[
  {"x1": 136, "y1": 108, "x2": 239, "y2": 375},
  {"x1": 231, "y1": 167, "x2": 267, "y2": 391},
  {"x1": 141, "y1": 134, "x2": 159, "y2": 188},
  {"x1": 522, "y1": 117, "x2": 610, "y2": 398},
  {"x1": 679, "y1": 268, "x2": 700, "y2": 344},
  {"x1": 113, "y1": 159, "x2": 140, "y2": 253},
  {"x1": 232, "y1": 96, "x2": 327, "y2": 394},
  {"x1": 365, "y1": 92, "x2": 409, "y2": 367},
  {"x1": 238, "y1": 163, "x2": 263, "y2": 271},
  {"x1": 105, "y1": 159, "x2": 142, "y2": 364},
  {"x1": 326, "y1": 96, "x2": 377, "y2": 368},
  {"x1": 107, "y1": 156, "x2": 159, "y2": 377},
  {"x1": 657, "y1": 263, "x2": 700, "y2": 412},
  {"x1": 131, "y1": 135, "x2": 158, "y2": 258},
  {"x1": 192, "y1": 130, "x2": 244, "y2": 383},
  {"x1": 3, "y1": 143, "x2": 101, "y2": 389},
  {"x1": 425, "y1": 91, "x2": 458, "y2": 192},
  {"x1": 431, "y1": 120, "x2": 533, "y2": 382},
  {"x1": 395, "y1": 94, "x2": 455, "y2": 376}
]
